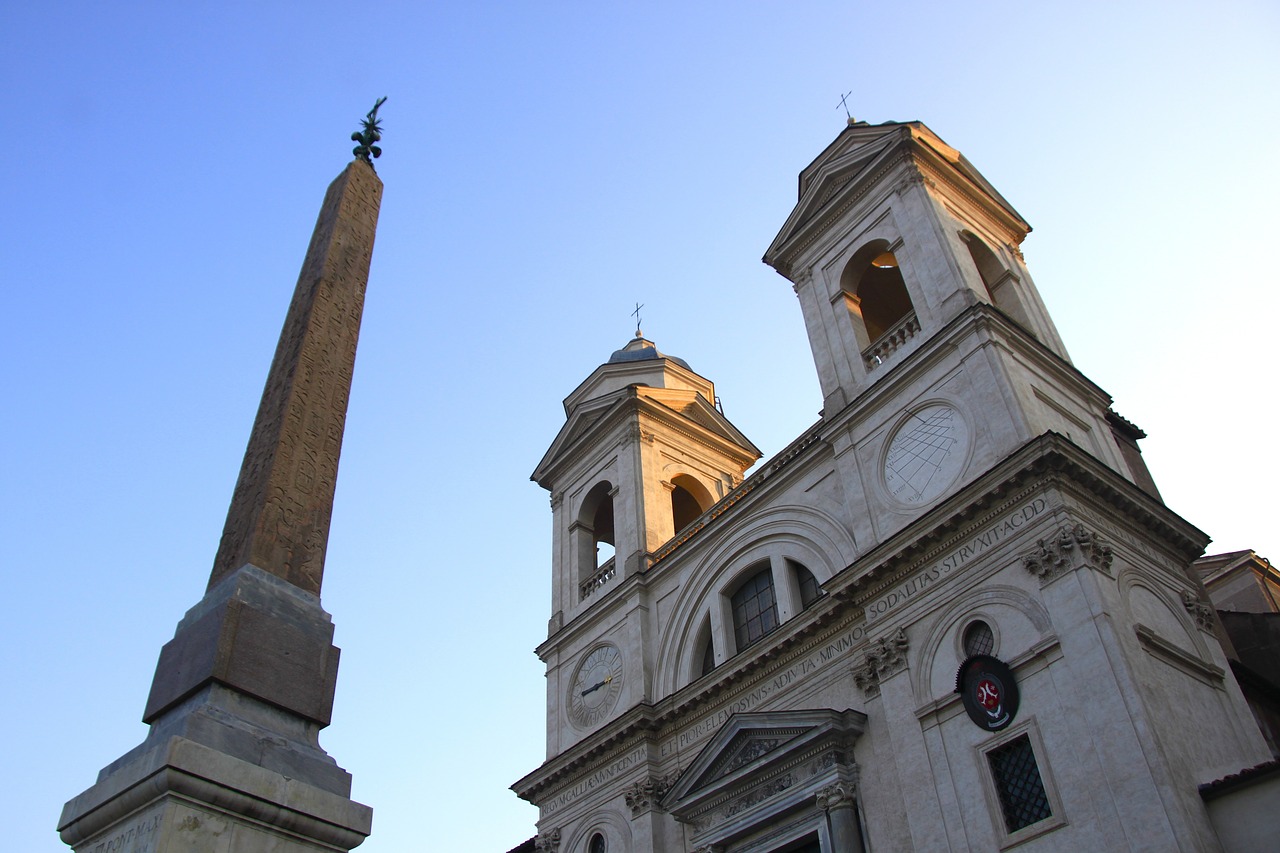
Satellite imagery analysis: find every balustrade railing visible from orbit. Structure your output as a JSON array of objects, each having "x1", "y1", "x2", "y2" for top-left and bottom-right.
[
  {"x1": 862, "y1": 312, "x2": 920, "y2": 371},
  {"x1": 580, "y1": 559, "x2": 616, "y2": 600}
]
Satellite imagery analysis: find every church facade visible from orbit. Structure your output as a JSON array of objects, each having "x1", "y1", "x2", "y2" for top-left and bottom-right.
[{"x1": 512, "y1": 121, "x2": 1272, "y2": 852}]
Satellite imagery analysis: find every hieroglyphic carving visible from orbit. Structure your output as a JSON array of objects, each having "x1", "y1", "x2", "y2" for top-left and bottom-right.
[
  {"x1": 1023, "y1": 523, "x2": 1113, "y2": 584},
  {"x1": 209, "y1": 160, "x2": 382, "y2": 595}
]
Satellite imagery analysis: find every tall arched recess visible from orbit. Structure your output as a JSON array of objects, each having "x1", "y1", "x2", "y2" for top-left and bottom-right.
[
  {"x1": 840, "y1": 239, "x2": 918, "y2": 365},
  {"x1": 963, "y1": 232, "x2": 1034, "y2": 332},
  {"x1": 670, "y1": 474, "x2": 714, "y2": 535},
  {"x1": 576, "y1": 481, "x2": 615, "y2": 599}
]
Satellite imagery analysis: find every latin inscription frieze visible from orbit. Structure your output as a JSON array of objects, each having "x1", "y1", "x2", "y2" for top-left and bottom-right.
[
  {"x1": 658, "y1": 622, "x2": 868, "y2": 761},
  {"x1": 864, "y1": 497, "x2": 1048, "y2": 623},
  {"x1": 544, "y1": 746, "x2": 647, "y2": 815}
]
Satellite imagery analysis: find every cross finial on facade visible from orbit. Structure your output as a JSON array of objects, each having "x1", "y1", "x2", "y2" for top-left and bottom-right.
[
  {"x1": 837, "y1": 91, "x2": 854, "y2": 122},
  {"x1": 632, "y1": 302, "x2": 644, "y2": 338}
]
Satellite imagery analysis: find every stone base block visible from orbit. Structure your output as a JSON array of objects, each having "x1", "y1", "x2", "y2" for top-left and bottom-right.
[{"x1": 58, "y1": 736, "x2": 372, "y2": 853}]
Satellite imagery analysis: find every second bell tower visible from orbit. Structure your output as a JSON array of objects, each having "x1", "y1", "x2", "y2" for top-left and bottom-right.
[{"x1": 532, "y1": 334, "x2": 759, "y2": 754}]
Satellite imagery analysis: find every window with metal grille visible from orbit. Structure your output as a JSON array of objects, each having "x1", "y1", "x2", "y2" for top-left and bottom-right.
[
  {"x1": 987, "y1": 735, "x2": 1052, "y2": 832},
  {"x1": 731, "y1": 565, "x2": 779, "y2": 651},
  {"x1": 795, "y1": 562, "x2": 824, "y2": 609},
  {"x1": 963, "y1": 620, "x2": 995, "y2": 657}
]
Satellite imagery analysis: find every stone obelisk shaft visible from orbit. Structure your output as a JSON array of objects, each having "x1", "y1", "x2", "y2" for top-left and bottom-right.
[
  {"x1": 211, "y1": 158, "x2": 382, "y2": 596},
  {"x1": 60, "y1": 155, "x2": 383, "y2": 853}
]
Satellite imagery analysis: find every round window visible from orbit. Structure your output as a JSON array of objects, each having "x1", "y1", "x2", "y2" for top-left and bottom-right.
[{"x1": 963, "y1": 620, "x2": 995, "y2": 657}]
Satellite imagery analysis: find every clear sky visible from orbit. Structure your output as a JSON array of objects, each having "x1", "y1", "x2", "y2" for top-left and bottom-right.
[{"x1": 3, "y1": 3, "x2": 1277, "y2": 851}]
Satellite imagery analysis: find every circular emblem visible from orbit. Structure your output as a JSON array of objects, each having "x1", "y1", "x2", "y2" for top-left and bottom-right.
[
  {"x1": 956, "y1": 655, "x2": 1020, "y2": 731},
  {"x1": 568, "y1": 643, "x2": 624, "y2": 729},
  {"x1": 882, "y1": 404, "x2": 969, "y2": 505}
]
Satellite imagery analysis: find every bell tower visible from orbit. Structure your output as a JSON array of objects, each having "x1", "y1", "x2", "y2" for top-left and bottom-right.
[
  {"x1": 532, "y1": 334, "x2": 759, "y2": 755},
  {"x1": 765, "y1": 120, "x2": 1154, "y2": 549}
]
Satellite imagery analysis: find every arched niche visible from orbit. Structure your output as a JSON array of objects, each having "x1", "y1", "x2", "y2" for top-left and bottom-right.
[
  {"x1": 962, "y1": 232, "x2": 1033, "y2": 332},
  {"x1": 575, "y1": 481, "x2": 616, "y2": 595},
  {"x1": 840, "y1": 239, "x2": 916, "y2": 350},
  {"x1": 670, "y1": 473, "x2": 714, "y2": 534}
]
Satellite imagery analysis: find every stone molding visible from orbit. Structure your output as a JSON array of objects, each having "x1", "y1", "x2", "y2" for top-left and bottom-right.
[
  {"x1": 1181, "y1": 590, "x2": 1217, "y2": 633},
  {"x1": 1023, "y1": 523, "x2": 1113, "y2": 584},
  {"x1": 852, "y1": 628, "x2": 909, "y2": 698},
  {"x1": 534, "y1": 827, "x2": 561, "y2": 852}
]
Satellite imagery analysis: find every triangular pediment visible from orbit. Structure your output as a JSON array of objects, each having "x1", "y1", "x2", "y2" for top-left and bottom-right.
[
  {"x1": 635, "y1": 388, "x2": 760, "y2": 459},
  {"x1": 764, "y1": 122, "x2": 913, "y2": 269},
  {"x1": 764, "y1": 120, "x2": 1028, "y2": 273},
  {"x1": 661, "y1": 708, "x2": 866, "y2": 816},
  {"x1": 531, "y1": 392, "x2": 628, "y2": 486},
  {"x1": 531, "y1": 388, "x2": 760, "y2": 488}
]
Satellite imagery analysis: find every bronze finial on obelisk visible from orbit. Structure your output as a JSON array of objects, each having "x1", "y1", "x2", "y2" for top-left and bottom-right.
[
  {"x1": 209, "y1": 99, "x2": 386, "y2": 596},
  {"x1": 60, "y1": 103, "x2": 389, "y2": 853}
]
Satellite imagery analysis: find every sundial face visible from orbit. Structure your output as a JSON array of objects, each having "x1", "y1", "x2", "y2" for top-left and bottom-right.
[
  {"x1": 568, "y1": 644, "x2": 624, "y2": 729},
  {"x1": 883, "y1": 404, "x2": 969, "y2": 505}
]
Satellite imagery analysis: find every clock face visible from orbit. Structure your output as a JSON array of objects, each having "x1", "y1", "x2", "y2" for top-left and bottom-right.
[
  {"x1": 883, "y1": 404, "x2": 969, "y2": 505},
  {"x1": 568, "y1": 644, "x2": 624, "y2": 729}
]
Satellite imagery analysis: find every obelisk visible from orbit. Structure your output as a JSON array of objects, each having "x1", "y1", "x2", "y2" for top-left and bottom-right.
[{"x1": 58, "y1": 101, "x2": 387, "y2": 853}]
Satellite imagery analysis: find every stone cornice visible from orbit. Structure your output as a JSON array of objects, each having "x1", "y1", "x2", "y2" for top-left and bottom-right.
[{"x1": 825, "y1": 433, "x2": 1209, "y2": 613}]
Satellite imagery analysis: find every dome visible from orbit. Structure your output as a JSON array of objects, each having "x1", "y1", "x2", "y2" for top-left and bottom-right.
[{"x1": 607, "y1": 335, "x2": 692, "y2": 371}]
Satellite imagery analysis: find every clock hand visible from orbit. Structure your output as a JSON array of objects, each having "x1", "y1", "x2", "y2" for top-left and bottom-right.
[{"x1": 580, "y1": 674, "x2": 613, "y2": 697}]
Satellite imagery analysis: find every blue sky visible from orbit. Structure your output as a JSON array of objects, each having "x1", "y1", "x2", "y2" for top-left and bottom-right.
[{"x1": 3, "y1": 3, "x2": 1277, "y2": 851}]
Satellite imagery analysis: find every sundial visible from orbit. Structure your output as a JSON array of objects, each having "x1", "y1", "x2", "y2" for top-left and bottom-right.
[{"x1": 883, "y1": 404, "x2": 968, "y2": 504}]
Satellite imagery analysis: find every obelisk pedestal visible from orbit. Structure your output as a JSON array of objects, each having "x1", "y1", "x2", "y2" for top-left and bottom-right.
[{"x1": 59, "y1": 152, "x2": 383, "y2": 852}]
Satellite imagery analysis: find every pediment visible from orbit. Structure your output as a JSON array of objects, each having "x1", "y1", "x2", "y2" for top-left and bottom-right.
[
  {"x1": 636, "y1": 389, "x2": 760, "y2": 460},
  {"x1": 531, "y1": 388, "x2": 760, "y2": 487},
  {"x1": 764, "y1": 121, "x2": 1028, "y2": 273},
  {"x1": 764, "y1": 123, "x2": 911, "y2": 269},
  {"x1": 531, "y1": 393, "x2": 627, "y2": 486},
  {"x1": 661, "y1": 708, "x2": 866, "y2": 835}
]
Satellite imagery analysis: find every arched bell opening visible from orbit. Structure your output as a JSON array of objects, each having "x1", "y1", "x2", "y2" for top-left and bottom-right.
[
  {"x1": 841, "y1": 240, "x2": 919, "y2": 368},
  {"x1": 670, "y1": 473, "x2": 715, "y2": 535},
  {"x1": 963, "y1": 232, "x2": 1033, "y2": 333}
]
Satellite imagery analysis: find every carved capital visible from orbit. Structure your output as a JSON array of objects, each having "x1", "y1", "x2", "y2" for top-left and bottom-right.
[
  {"x1": 872, "y1": 627, "x2": 909, "y2": 675},
  {"x1": 852, "y1": 659, "x2": 880, "y2": 699},
  {"x1": 1023, "y1": 523, "x2": 1112, "y2": 584},
  {"x1": 1181, "y1": 590, "x2": 1217, "y2": 633},
  {"x1": 549, "y1": 492, "x2": 564, "y2": 510},
  {"x1": 894, "y1": 167, "x2": 932, "y2": 196},
  {"x1": 853, "y1": 628, "x2": 908, "y2": 697},
  {"x1": 534, "y1": 828, "x2": 560, "y2": 852},
  {"x1": 816, "y1": 779, "x2": 858, "y2": 810},
  {"x1": 624, "y1": 772, "x2": 678, "y2": 817}
]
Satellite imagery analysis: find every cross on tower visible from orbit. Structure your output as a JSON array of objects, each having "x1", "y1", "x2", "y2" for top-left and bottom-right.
[
  {"x1": 632, "y1": 302, "x2": 644, "y2": 337},
  {"x1": 837, "y1": 91, "x2": 854, "y2": 121}
]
